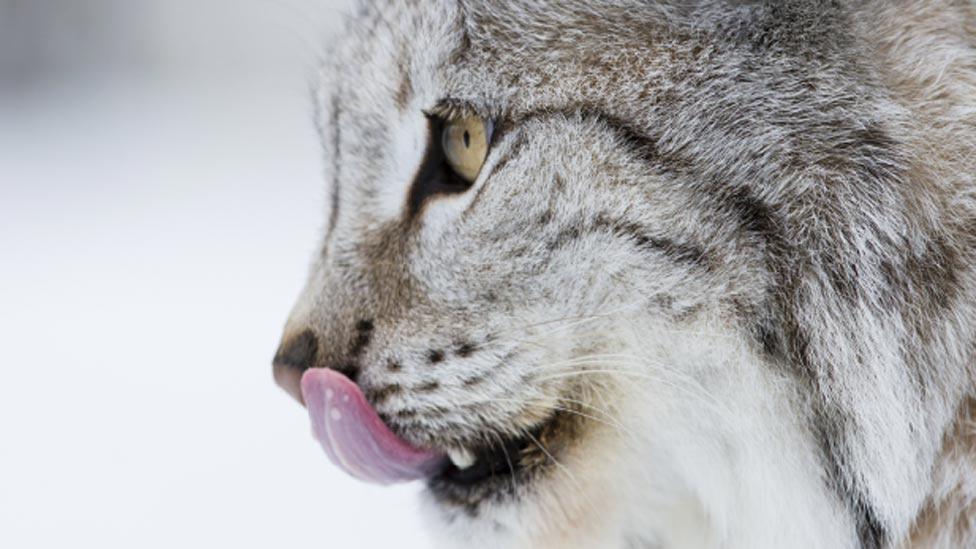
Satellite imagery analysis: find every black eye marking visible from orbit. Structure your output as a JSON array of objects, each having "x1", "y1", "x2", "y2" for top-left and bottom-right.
[{"x1": 406, "y1": 115, "x2": 474, "y2": 218}]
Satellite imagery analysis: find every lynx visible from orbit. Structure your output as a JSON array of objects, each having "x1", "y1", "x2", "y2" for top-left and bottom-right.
[{"x1": 273, "y1": 2, "x2": 976, "y2": 547}]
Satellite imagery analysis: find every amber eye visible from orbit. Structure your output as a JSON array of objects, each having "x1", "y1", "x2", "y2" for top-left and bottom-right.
[{"x1": 441, "y1": 115, "x2": 491, "y2": 183}]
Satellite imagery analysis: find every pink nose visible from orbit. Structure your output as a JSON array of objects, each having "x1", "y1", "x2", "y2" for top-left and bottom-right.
[{"x1": 272, "y1": 329, "x2": 318, "y2": 405}]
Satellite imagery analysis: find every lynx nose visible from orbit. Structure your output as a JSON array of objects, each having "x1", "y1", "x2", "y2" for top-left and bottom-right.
[{"x1": 273, "y1": 329, "x2": 319, "y2": 405}]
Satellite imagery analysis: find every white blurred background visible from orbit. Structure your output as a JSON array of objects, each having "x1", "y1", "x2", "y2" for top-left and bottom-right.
[{"x1": 0, "y1": 1, "x2": 432, "y2": 547}]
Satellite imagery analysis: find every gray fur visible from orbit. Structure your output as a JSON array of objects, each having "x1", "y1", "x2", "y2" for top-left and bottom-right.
[{"x1": 277, "y1": 1, "x2": 976, "y2": 547}]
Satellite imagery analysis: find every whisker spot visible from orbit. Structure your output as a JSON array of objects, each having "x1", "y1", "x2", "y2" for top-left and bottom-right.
[
  {"x1": 416, "y1": 381, "x2": 441, "y2": 393},
  {"x1": 455, "y1": 342, "x2": 478, "y2": 357}
]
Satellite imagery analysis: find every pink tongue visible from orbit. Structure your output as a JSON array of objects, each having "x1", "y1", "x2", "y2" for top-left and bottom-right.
[{"x1": 300, "y1": 368, "x2": 446, "y2": 485}]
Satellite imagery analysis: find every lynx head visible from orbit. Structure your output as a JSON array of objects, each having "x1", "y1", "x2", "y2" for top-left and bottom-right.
[{"x1": 273, "y1": 1, "x2": 976, "y2": 548}]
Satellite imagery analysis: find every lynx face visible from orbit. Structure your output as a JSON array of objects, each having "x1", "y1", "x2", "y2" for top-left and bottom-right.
[{"x1": 274, "y1": 2, "x2": 976, "y2": 548}]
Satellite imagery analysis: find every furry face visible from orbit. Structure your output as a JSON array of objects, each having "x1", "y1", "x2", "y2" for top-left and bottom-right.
[{"x1": 273, "y1": 1, "x2": 976, "y2": 547}]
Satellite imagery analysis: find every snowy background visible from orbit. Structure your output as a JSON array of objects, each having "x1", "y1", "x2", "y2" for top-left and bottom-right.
[{"x1": 0, "y1": 1, "x2": 432, "y2": 547}]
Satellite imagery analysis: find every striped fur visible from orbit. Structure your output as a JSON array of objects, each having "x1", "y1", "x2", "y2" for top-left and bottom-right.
[{"x1": 278, "y1": 1, "x2": 976, "y2": 547}]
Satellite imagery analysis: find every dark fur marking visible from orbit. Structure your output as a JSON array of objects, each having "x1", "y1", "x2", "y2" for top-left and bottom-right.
[
  {"x1": 460, "y1": 107, "x2": 647, "y2": 222},
  {"x1": 855, "y1": 498, "x2": 887, "y2": 549},
  {"x1": 545, "y1": 215, "x2": 708, "y2": 269},
  {"x1": 387, "y1": 360, "x2": 403, "y2": 372},
  {"x1": 395, "y1": 406, "x2": 450, "y2": 423},
  {"x1": 785, "y1": 331, "x2": 892, "y2": 549},
  {"x1": 513, "y1": 107, "x2": 664, "y2": 165},
  {"x1": 350, "y1": 329, "x2": 372, "y2": 357},
  {"x1": 835, "y1": 125, "x2": 902, "y2": 189},
  {"x1": 546, "y1": 225, "x2": 583, "y2": 252},
  {"x1": 486, "y1": 40, "x2": 906, "y2": 549},
  {"x1": 393, "y1": 408, "x2": 420, "y2": 420},
  {"x1": 821, "y1": 251, "x2": 861, "y2": 304},
  {"x1": 356, "y1": 319, "x2": 374, "y2": 332},
  {"x1": 723, "y1": 186, "x2": 789, "y2": 259},
  {"x1": 448, "y1": 5, "x2": 473, "y2": 66},
  {"x1": 428, "y1": 349, "x2": 446, "y2": 364},
  {"x1": 876, "y1": 235, "x2": 962, "y2": 362},
  {"x1": 884, "y1": 236, "x2": 960, "y2": 317},
  {"x1": 814, "y1": 409, "x2": 889, "y2": 549},
  {"x1": 713, "y1": 190, "x2": 892, "y2": 547},
  {"x1": 415, "y1": 381, "x2": 441, "y2": 393},
  {"x1": 414, "y1": 102, "x2": 897, "y2": 536},
  {"x1": 594, "y1": 215, "x2": 709, "y2": 268},
  {"x1": 394, "y1": 52, "x2": 413, "y2": 112},
  {"x1": 754, "y1": 317, "x2": 783, "y2": 358},
  {"x1": 366, "y1": 384, "x2": 403, "y2": 405},
  {"x1": 336, "y1": 362, "x2": 359, "y2": 383},
  {"x1": 455, "y1": 342, "x2": 478, "y2": 358},
  {"x1": 506, "y1": 244, "x2": 531, "y2": 259},
  {"x1": 552, "y1": 174, "x2": 566, "y2": 192},
  {"x1": 395, "y1": 75, "x2": 413, "y2": 112},
  {"x1": 507, "y1": 105, "x2": 795, "y2": 264}
]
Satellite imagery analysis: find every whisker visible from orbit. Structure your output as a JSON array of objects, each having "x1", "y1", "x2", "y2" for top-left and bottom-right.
[
  {"x1": 521, "y1": 429, "x2": 597, "y2": 514},
  {"x1": 490, "y1": 302, "x2": 649, "y2": 343},
  {"x1": 491, "y1": 430, "x2": 519, "y2": 496},
  {"x1": 455, "y1": 395, "x2": 644, "y2": 455},
  {"x1": 530, "y1": 366, "x2": 731, "y2": 416}
]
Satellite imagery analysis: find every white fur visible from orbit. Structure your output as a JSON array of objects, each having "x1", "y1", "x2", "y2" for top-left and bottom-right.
[{"x1": 279, "y1": 1, "x2": 976, "y2": 547}]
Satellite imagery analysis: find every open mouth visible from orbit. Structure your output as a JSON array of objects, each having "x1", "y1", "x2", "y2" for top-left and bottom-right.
[{"x1": 301, "y1": 368, "x2": 563, "y2": 501}]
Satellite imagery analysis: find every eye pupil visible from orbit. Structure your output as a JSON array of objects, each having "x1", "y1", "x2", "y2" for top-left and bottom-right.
[{"x1": 438, "y1": 114, "x2": 491, "y2": 185}]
